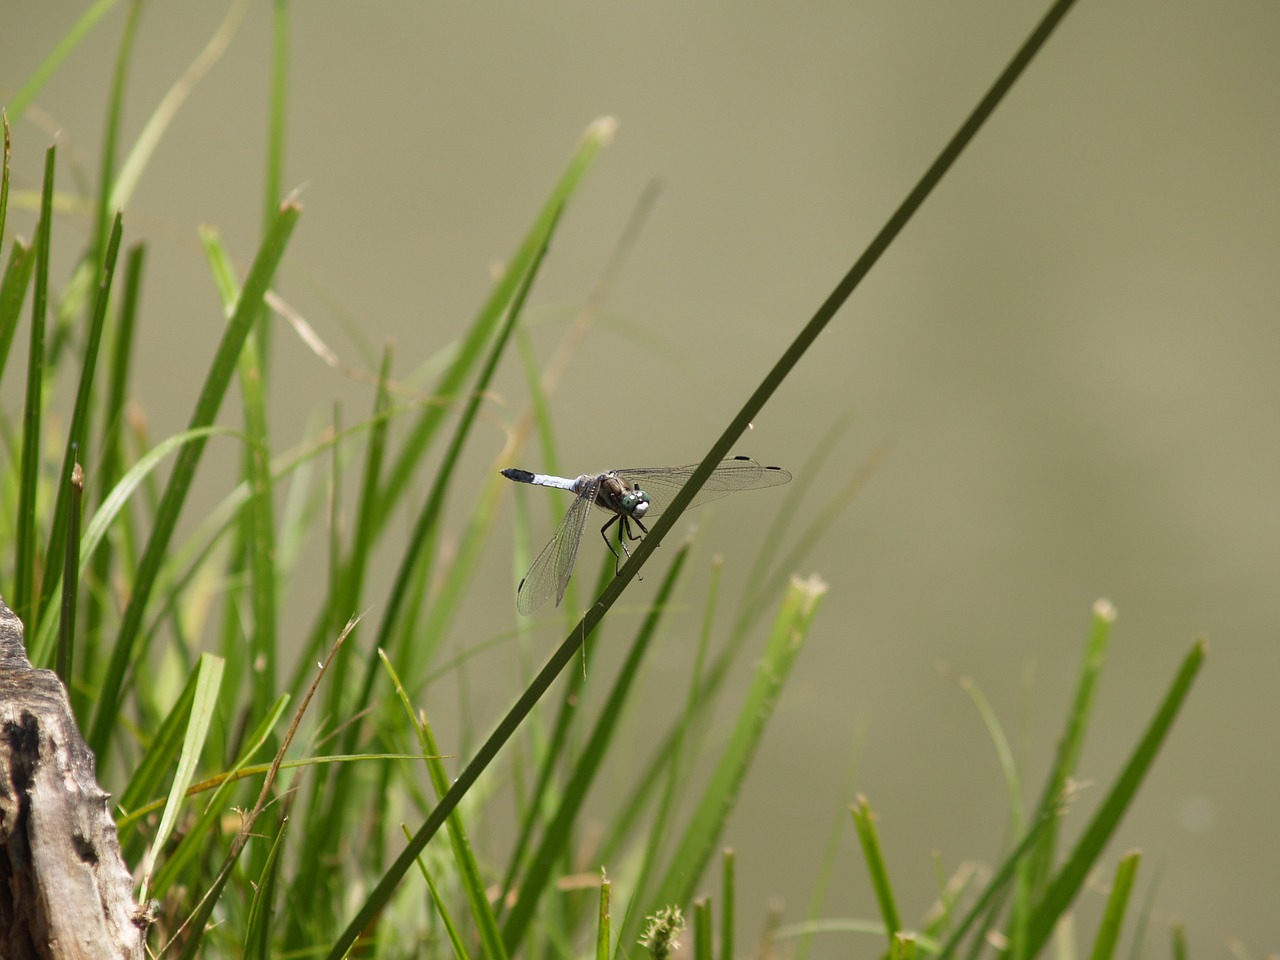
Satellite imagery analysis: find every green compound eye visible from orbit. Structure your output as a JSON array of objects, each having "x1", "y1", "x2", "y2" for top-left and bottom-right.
[{"x1": 621, "y1": 490, "x2": 650, "y2": 517}]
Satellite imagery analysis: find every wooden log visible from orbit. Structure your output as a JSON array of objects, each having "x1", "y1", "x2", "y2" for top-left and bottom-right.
[{"x1": 0, "y1": 597, "x2": 144, "y2": 960}]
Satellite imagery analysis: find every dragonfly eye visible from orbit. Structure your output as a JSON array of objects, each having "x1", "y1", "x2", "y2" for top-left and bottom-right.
[{"x1": 622, "y1": 489, "x2": 650, "y2": 518}]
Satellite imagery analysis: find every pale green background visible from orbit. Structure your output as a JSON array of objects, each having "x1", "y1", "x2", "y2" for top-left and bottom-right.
[{"x1": 3, "y1": 2, "x2": 1277, "y2": 954}]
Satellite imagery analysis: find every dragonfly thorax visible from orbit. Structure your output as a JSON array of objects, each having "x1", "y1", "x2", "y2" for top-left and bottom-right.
[{"x1": 593, "y1": 473, "x2": 651, "y2": 519}]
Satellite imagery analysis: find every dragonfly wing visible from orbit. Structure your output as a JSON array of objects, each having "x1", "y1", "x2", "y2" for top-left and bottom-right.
[
  {"x1": 612, "y1": 458, "x2": 792, "y2": 516},
  {"x1": 516, "y1": 482, "x2": 596, "y2": 615}
]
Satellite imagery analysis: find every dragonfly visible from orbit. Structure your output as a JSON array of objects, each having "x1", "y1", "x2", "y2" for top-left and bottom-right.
[{"x1": 501, "y1": 455, "x2": 792, "y2": 615}]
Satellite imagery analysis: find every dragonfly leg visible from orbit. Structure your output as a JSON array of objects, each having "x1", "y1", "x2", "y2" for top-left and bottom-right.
[{"x1": 600, "y1": 514, "x2": 624, "y2": 565}]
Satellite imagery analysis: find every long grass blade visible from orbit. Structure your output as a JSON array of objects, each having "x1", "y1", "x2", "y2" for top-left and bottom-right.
[
  {"x1": 38, "y1": 211, "x2": 123, "y2": 634},
  {"x1": 201, "y1": 225, "x2": 279, "y2": 722},
  {"x1": 1023, "y1": 641, "x2": 1206, "y2": 955},
  {"x1": 617, "y1": 555, "x2": 722, "y2": 945},
  {"x1": 243, "y1": 816, "x2": 289, "y2": 960},
  {"x1": 501, "y1": 541, "x2": 692, "y2": 951},
  {"x1": 0, "y1": 240, "x2": 36, "y2": 384},
  {"x1": 55, "y1": 461, "x2": 85, "y2": 686},
  {"x1": 3, "y1": 0, "x2": 123, "y2": 122},
  {"x1": 852, "y1": 794, "x2": 903, "y2": 945},
  {"x1": 92, "y1": 0, "x2": 143, "y2": 271},
  {"x1": 14, "y1": 144, "x2": 55, "y2": 629},
  {"x1": 374, "y1": 116, "x2": 616, "y2": 530},
  {"x1": 647, "y1": 576, "x2": 825, "y2": 914},
  {"x1": 1089, "y1": 851, "x2": 1140, "y2": 960},
  {"x1": 138, "y1": 653, "x2": 226, "y2": 903},
  {"x1": 109, "y1": 0, "x2": 251, "y2": 213},
  {"x1": 89, "y1": 201, "x2": 299, "y2": 761}
]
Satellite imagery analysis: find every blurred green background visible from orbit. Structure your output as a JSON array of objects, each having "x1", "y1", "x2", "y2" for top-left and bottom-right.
[{"x1": 3, "y1": 2, "x2": 1276, "y2": 954}]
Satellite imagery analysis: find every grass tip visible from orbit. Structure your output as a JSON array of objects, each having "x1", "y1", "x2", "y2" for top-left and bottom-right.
[
  {"x1": 587, "y1": 115, "x2": 620, "y2": 144},
  {"x1": 1093, "y1": 597, "x2": 1117, "y2": 622}
]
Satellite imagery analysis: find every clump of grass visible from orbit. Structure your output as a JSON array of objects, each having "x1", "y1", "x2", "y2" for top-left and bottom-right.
[{"x1": 0, "y1": 1, "x2": 1221, "y2": 957}]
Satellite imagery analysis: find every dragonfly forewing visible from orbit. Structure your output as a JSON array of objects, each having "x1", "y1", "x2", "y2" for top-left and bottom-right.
[
  {"x1": 610, "y1": 458, "x2": 792, "y2": 515},
  {"x1": 515, "y1": 477, "x2": 598, "y2": 614}
]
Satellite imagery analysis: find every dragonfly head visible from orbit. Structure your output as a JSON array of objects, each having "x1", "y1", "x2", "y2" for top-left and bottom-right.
[{"x1": 621, "y1": 485, "x2": 650, "y2": 519}]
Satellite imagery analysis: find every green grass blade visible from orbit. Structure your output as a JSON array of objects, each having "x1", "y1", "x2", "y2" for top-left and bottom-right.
[
  {"x1": 85, "y1": 240, "x2": 145, "y2": 708},
  {"x1": 146, "y1": 693, "x2": 290, "y2": 899},
  {"x1": 109, "y1": 0, "x2": 251, "y2": 213},
  {"x1": 92, "y1": 0, "x2": 143, "y2": 270},
  {"x1": 1025, "y1": 600, "x2": 1118, "y2": 896},
  {"x1": 89, "y1": 201, "x2": 299, "y2": 761},
  {"x1": 13, "y1": 144, "x2": 55, "y2": 629},
  {"x1": 693, "y1": 898, "x2": 712, "y2": 960},
  {"x1": 398, "y1": 204, "x2": 561, "y2": 674},
  {"x1": 648, "y1": 576, "x2": 825, "y2": 914},
  {"x1": 1, "y1": 113, "x2": 9, "y2": 244},
  {"x1": 0, "y1": 240, "x2": 36, "y2": 384},
  {"x1": 243, "y1": 815, "x2": 289, "y2": 960},
  {"x1": 375, "y1": 117, "x2": 616, "y2": 530},
  {"x1": 597, "y1": 871, "x2": 612, "y2": 960},
  {"x1": 262, "y1": 0, "x2": 290, "y2": 231},
  {"x1": 27, "y1": 424, "x2": 235, "y2": 666},
  {"x1": 55, "y1": 462, "x2": 85, "y2": 686},
  {"x1": 201, "y1": 225, "x2": 279, "y2": 720},
  {"x1": 617, "y1": 554, "x2": 721, "y2": 945},
  {"x1": 3, "y1": 0, "x2": 122, "y2": 122},
  {"x1": 113, "y1": 660, "x2": 208, "y2": 844},
  {"x1": 403, "y1": 823, "x2": 473, "y2": 960},
  {"x1": 310, "y1": 199, "x2": 562, "y2": 914},
  {"x1": 137, "y1": 652, "x2": 225, "y2": 902},
  {"x1": 382, "y1": 651, "x2": 508, "y2": 960},
  {"x1": 248, "y1": 0, "x2": 290, "y2": 375},
  {"x1": 722, "y1": 849, "x2": 736, "y2": 960},
  {"x1": 959, "y1": 674, "x2": 1024, "y2": 835},
  {"x1": 1024, "y1": 640, "x2": 1206, "y2": 956},
  {"x1": 501, "y1": 542, "x2": 692, "y2": 951},
  {"x1": 1089, "y1": 851, "x2": 1140, "y2": 960},
  {"x1": 38, "y1": 211, "x2": 123, "y2": 634},
  {"x1": 852, "y1": 795, "x2": 903, "y2": 945},
  {"x1": 934, "y1": 805, "x2": 1061, "y2": 960}
]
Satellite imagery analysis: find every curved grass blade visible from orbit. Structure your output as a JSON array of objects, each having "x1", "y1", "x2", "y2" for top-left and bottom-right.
[
  {"x1": 1023, "y1": 641, "x2": 1205, "y2": 956},
  {"x1": 0, "y1": 240, "x2": 36, "y2": 384},
  {"x1": 500, "y1": 541, "x2": 692, "y2": 951},
  {"x1": 375, "y1": 117, "x2": 616, "y2": 531},
  {"x1": 647, "y1": 576, "x2": 825, "y2": 915},
  {"x1": 201, "y1": 225, "x2": 279, "y2": 721},
  {"x1": 137, "y1": 653, "x2": 225, "y2": 904},
  {"x1": 89, "y1": 200, "x2": 299, "y2": 760},
  {"x1": 1089, "y1": 851, "x2": 1140, "y2": 960},
  {"x1": 3, "y1": 0, "x2": 123, "y2": 122},
  {"x1": 852, "y1": 794, "x2": 903, "y2": 945},
  {"x1": 13, "y1": 145, "x2": 55, "y2": 629},
  {"x1": 38, "y1": 212, "x2": 123, "y2": 633}
]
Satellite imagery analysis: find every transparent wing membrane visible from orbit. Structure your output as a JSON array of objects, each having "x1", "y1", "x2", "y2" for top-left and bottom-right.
[{"x1": 504, "y1": 457, "x2": 790, "y2": 614}]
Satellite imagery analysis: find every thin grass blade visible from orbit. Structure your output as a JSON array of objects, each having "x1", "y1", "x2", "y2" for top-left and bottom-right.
[
  {"x1": 13, "y1": 145, "x2": 55, "y2": 629},
  {"x1": 501, "y1": 541, "x2": 692, "y2": 951},
  {"x1": 382, "y1": 651, "x2": 508, "y2": 960},
  {"x1": 3, "y1": 0, "x2": 122, "y2": 122},
  {"x1": 1089, "y1": 851, "x2": 1140, "y2": 960},
  {"x1": 647, "y1": 575, "x2": 825, "y2": 915},
  {"x1": 242, "y1": 815, "x2": 288, "y2": 960},
  {"x1": 1024, "y1": 641, "x2": 1206, "y2": 955},
  {"x1": 137, "y1": 652, "x2": 225, "y2": 903},
  {"x1": 88, "y1": 200, "x2": 299, "y2": 760},
  {"x1": 38, "y1": 212, "x2": 123, "y2": 633},
  {"x1": 852, "y1": 795, "x2": 903, "y2": 945}
]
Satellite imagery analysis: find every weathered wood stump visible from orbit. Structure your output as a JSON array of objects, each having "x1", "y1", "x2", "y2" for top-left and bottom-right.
[{"x1": 0, "y1": 598, "x2": 144, "y2": 960}]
